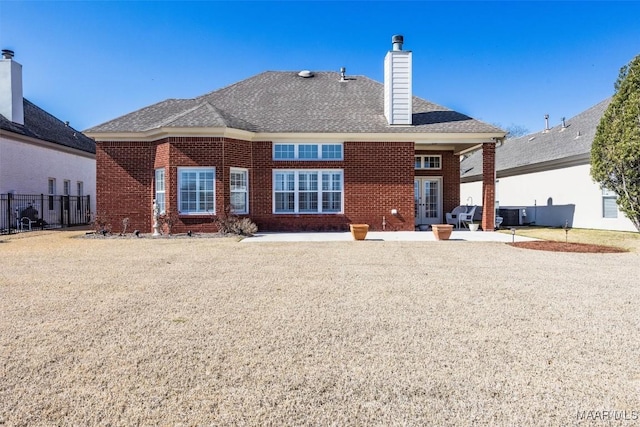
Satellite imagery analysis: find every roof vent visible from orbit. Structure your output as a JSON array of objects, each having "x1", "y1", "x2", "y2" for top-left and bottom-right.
[
  {"x1": 1, "y1": 49, "x2": 14, "y2": 60},
  {"x1": 340, "y1": 67, "x2": 346, "y2": 82},
  {"x1": 297, "y1": 70, "x2": 314, "y2": 78},
  {"x1": 559, "y1": 117, "x2": 568, "y2": 131},
  {"x1": 543, "y1": 114, "x2": 550, "y2": 133}
]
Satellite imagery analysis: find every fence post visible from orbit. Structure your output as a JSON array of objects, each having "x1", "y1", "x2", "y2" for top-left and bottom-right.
[{"x1": 7, "y1": 192, "x2": 13, "y2": 235}]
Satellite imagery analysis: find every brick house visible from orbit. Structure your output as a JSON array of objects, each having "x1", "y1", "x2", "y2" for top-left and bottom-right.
[{"x1": 85, "y1": 36, "x2": 504, "y2": 233}]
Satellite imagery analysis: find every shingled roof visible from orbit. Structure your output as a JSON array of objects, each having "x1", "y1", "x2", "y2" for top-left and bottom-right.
[
  {"x1": 0, "y1": 99, "x2": 96, "y2": 154},
  {"x1": 460, "y1": 98, "x2": 611, "y2": 181},
  {"x1": 85, "y1": 71, "x2": 503, "y2": 135}
]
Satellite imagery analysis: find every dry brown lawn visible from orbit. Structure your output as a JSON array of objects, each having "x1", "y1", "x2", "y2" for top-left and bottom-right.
[{"x1": 1, "y1": 230, "x2": 639, "y2": 425}]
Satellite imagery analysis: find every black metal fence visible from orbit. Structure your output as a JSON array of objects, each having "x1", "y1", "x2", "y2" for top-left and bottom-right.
[{"x1": 1, "y1": 193, "x2": 91, "y2": 234}]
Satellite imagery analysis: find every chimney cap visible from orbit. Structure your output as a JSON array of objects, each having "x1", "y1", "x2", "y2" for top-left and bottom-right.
[
  {"x1": 391, "y1": 35, "x2": 404, "y2": 51},
  {"x1": 2, "y1": 49, "x2": 15, "y2": 60}
]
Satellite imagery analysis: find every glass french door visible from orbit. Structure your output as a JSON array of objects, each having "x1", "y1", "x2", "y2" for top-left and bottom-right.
[{"x1": 414, "y1": 177, "x2": 442, "y2": 225}]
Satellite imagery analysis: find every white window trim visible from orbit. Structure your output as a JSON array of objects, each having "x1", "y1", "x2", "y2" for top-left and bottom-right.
[
  {"x1": 273, "y1": 143, "x2": 343, "y2": 161},
  {"x1": 155, "y1": 168, "x2": 166, "y2": 215},
  {"x1": 415, "y1": 155, "x2": 442, "y2": 170},
  {"x1": 48, "y1": 178, "x2": 56, "y2": 196},
  {"x1": 230, "y1": 167, "x2": 249, "y2": 215},
  {"x1": 178, "y1": 167, "x2": 216, "y2": 215},
  {"x1": 272, "y1": 169, "x2": 344, "y2": 214},
  {"x1": 77, "y1": 181, "x2": 84, "y2": 196},
  {"x1": 63, "y1": 180, "x2": 71, "y2": 196}
]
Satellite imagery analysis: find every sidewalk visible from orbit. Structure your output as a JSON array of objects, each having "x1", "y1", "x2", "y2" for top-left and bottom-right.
[{"x1": 241, "y1": 230, "x2": 537, "y2": 243}]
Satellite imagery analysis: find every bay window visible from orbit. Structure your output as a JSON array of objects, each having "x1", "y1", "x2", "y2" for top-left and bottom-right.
[
  {"x1": 230, "y1": 168, "x2": 249, "y2": 214},
  {"x1": 178, "y1": 167, "x2": 215, "y2": 214},
  {"x1": 155, "y1": 168, "x2": 166, "y2": 214}
]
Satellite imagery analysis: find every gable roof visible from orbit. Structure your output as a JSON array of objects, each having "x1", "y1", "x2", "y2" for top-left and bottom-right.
[
  {"x1": 0, "y1": 99, "x2": 96, "y2": 154},
  {"x1": 460, "y1": 98, "x2": 611, "y2": 181},
  {"x1": 85, "y1": 71, "x2": 503, "y2": 135}
]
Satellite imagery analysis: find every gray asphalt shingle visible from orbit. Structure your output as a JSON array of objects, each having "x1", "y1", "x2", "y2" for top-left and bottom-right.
[
  {"x1": 460, "y1": 98, "x2": 611, "y2": 180},
  {"x1": 86, "y1": 71, "x2": 503, "y2": 135},
  {"x1": 0, "y1": 99, "x2": 96, "y2": 154}
]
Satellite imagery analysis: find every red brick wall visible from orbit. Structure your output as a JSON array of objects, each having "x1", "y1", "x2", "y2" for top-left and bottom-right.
[
  {"x1": 97, "y1": 138, "x2": 461, "y2": 233},
  {"x1": 96, "y1": 141, "x2": 155, "y2": 233},
  {"x1": 481, "y1": 142, "x2": 496, "y2": 231},
  {"x1": 344, "y1": 141, "x2": 415, "y2": 231},
  {"x1": 247, "y1": 140, "x2": 415, "y2": 231}
]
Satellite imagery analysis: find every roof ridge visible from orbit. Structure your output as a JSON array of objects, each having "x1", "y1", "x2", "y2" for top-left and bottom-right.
[{"x1": 146, "y1": 100, "x2": 208, "y2": 129}]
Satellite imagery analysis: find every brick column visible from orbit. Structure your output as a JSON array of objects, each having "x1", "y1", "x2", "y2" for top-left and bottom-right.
[{"x1": 481, "y1": 142, "x2": 496, "y2": 231}]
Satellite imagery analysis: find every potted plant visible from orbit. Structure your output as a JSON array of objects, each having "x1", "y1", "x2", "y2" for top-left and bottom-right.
[
  {"x1": 350, "y1": 224, "x2": 369, "y2": 240},
  {"x1": 431, "y1": 224, "x2": 453, "y2": 240}
]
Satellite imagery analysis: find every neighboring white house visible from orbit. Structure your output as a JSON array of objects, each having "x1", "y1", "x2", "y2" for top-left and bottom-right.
[
  {"x1": 0, "y1": 49, "x2": 96, "y2": 231},
  {"x1": 460, "y1": 98, "x2": 637, "y2": 232}
]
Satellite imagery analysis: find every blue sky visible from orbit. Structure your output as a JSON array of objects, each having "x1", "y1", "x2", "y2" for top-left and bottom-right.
[{"x1": 1, "y1": 1, "x2": 639, "y2": 134}]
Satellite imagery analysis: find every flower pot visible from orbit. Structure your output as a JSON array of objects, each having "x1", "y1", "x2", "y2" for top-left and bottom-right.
[
  {"x1": 468, "y1": 223, "x2": 479, "y2": 232},
  {"x1": 350, "y1": 224, "x2": 369, "y2": 240},
  {"x1": 431, "y1": 224, "x2": 453, "y2": 240}
]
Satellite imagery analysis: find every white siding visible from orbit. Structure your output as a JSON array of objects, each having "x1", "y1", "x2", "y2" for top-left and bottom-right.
[
  {"x1": 0, "y1": 134, "x2": 96, "y2": 213},
  {"x1": 461, "y1": 164, "x2": 636, "y2": 232},
  {"x1": 384, "y1": 50, "x2": 412, "y2": 125},
  {"x1": 0, "y1": 58, "x2": 24, "y2": 125}
]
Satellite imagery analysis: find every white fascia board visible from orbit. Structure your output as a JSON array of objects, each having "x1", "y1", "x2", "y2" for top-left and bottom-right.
[
  {"x1": 261, "y1": 132, "x2": 505, "y2": 143},
  {"x1": 85, "y1": 127, "x2": 254, "y2": 142},
  {"x1": 86, "y1": 127, "x2": 506, "y2": 145}
]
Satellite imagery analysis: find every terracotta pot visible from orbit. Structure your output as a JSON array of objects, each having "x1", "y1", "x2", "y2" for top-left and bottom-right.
[
  {"x1": 350, "y1": 224, "x2": 369, "y2": 240},
  {"x1": 431, "y1": 224, "x2": 453, "y2": 240}
]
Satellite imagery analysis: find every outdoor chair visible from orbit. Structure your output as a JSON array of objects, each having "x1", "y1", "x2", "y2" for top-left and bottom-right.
[
  {"x1": 458, "y1": 205, "x2": 477, "y2": 229},
  {"x1": 17, "y1": 205, "x2": 40, "y2": 231},
  {"x1": 446, "y1": 205, "x2": 470, "y2": 228}
]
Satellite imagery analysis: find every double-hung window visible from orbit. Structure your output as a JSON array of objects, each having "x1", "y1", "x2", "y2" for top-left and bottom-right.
[
  {"x1": 230, "y1": 168, "x2": 249, "y2": 214},
  {"x1": 273, "y1": 170, "x2": 343, "y2": 214},
  {"x1": 273, "y1": 143, "x2": 343, "y2": 160},
  {"x1": 178, "y1": 167, "x2": 215, "y2": 214},
  {"x1": 155, "y1": 168, "x2": 166, "y2": 214},
  {"x1": 48, "y1": 178, "x2": 56, "y2": 210}
]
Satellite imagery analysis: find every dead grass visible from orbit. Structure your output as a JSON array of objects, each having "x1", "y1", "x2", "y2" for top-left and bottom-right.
[
  {"x1": 500, "y1": 226, "x2": 640, "y2": 252},
  {"x1": 1, "y1": 231, "x2": 639, "y2": 425}
]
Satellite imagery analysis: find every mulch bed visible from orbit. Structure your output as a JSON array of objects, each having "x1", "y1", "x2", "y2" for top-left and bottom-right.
[{"x1": 509, "y1": 241, "x2": 627, "y2": 253}]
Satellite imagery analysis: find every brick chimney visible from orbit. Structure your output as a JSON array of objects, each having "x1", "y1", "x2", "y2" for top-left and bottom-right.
[
  {"x1": 0, "y1": 49, "x2": 24, "y2": 125},
  {"x1": 384, "y1": 35, "x2": 412, "y2": 125}
]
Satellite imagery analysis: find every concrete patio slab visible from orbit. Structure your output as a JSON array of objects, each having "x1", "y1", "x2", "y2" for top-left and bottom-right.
[{"x1": 241, "y1": 230, "x2": 537, "y2": 243}]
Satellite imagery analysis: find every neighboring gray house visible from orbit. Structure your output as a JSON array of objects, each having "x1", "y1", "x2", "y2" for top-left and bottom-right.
[
  {"x1": 0, "y1": 49, "x2": 96, "y2": 232},
  {"x1": 460, "y1": 98, "x2": 636, "y2": 232}
]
